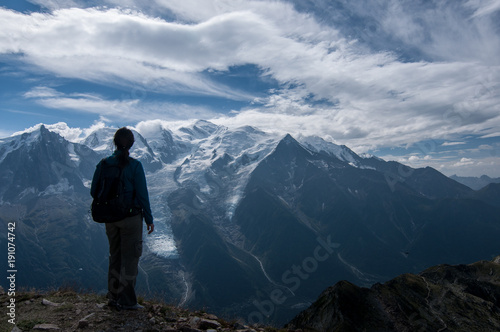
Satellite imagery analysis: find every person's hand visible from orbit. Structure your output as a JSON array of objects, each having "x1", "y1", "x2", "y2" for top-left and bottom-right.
[{"x1": 147, "y1": 223, "x2": 154, "y2": 234}]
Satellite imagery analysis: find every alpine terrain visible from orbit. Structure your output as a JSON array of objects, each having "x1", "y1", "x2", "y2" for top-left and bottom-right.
[{"x1": 0, "y1": 120, "x2": 499, "y2": 325}]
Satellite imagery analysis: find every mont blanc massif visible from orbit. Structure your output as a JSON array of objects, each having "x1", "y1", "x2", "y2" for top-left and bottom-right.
[{"x1": 1, "y1": 120, "x2": 499, "y2": 325}]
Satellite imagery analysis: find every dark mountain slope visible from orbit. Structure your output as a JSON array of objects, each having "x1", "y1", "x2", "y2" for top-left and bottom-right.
[
  {"x1": 473, "y1": 182, "x2": 500, "y2": 207},
  {"x1": 168, "y1": 186, "x2": 272, "y2": 316},
  {"x1": 288, "y1": 256, "x2": 500, "y2": 332},
  {"x1": 231, "y1": 134, "x2": 500, "y2": 324}
]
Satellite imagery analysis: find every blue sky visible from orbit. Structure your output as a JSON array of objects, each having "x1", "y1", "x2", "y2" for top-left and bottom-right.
[{"x1": 1, "y1": 0, "x2": 500, "y2": 177}]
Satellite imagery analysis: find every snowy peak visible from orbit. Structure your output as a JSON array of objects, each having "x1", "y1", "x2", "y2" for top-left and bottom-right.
[
  {"x1": 0, "y1": 125, "x2": 100, "y2": 201},
  {"x1": 0, "y1": 124, "x2": 65, "y2": 163},
  {"x1": 299, "y1": 135, "x2": 361, "y2": 165},
  {"x1": 144, "y1": 128, "x2": 191, "y2": 164},
  {"x1": 178, "y1": 120, "x2": 222, "y2": 140},
  {"x1": 175, "y1": 125, "x2": 277, "y2": 180},
  {"x1": 273, "y1": 133, "x2": 311, "y2": 157},
  {"x1": 82, "y1": 127, "x2": 116, "y2": 152},
  {"x1": 81, "y1": 126, "x2": 162, "y2": 172}
]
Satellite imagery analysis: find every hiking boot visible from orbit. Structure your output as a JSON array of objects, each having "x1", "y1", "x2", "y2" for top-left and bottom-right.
[
  {"x1": 107, "y1": 299, "x2": 118, "y2": 307},
  {"x1": 121, "y1": 303, "x2": 144, "y2": 310}
]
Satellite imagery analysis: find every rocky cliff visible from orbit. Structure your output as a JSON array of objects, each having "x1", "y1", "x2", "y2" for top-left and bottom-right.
[
  {"x1": 0, "y1": 287, "x2": 285, "y2": 332},
  {"x1": 287, "y1": 256, "x2": 500, "y2": 332}
]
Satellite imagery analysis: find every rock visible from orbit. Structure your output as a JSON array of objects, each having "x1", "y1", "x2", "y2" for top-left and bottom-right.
[
  {"x1": 188, "y1": 316, "x2": 201, "y2": 327},
  {"x1": 198, "y1": 318, "x2": 221, "y2": 330},
  {"x1": 11, "y1": 327, "x2": 22, "y2": 332},
  {"x1": 78, "y1": 312, "x2": 95, "y2": 328},
  {"x1": 203, "y1": 313, "x2": 218, "y2": 320},
  {"x1": 33, "y1": 324, "x2": 61, "y2": 330},
  {"x1": 82, "y1": 313, "x2": 95, "y2": 320},
  {"x1": 165, "y1": 314, "x2": 178, "y2": 323},
  {"x1": 42, "y1": 299, "x2": 63, "y2": 307},
  {"x1": 78, "y1": 320, "x2": 89, "y2": 328},
  {"x1": 232, "y1": 321, "x2": 247, "y2": 329},
  {"x1": 152, "y1": 304, "x2": 162, "y2": 313},
  {"x1": 179, "y1": 325, "x2": 202, "y2": 332}
]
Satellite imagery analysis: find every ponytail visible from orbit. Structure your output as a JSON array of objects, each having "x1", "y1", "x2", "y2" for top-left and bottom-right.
[{"x1": 113, "y1": 127, "x2": 135, "y2": 167}]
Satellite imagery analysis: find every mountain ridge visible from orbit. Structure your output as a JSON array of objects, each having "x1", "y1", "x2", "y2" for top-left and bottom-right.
[
  {"x1": 1, "y1": 121, "x2": 499, "y2": 325},
  {"x1": 450, "y1": 174, "x2": 500, "y2": 190},
  {"x1": 287, "y1": 255, "x2": 500, "y2": 332}
]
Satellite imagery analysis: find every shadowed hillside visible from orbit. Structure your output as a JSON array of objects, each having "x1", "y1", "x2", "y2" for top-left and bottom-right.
[{"x1": 287, "y1": 256, "x2": 500, "y2": 332}]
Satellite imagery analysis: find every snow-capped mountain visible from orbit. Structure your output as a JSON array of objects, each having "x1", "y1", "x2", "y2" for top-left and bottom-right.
[
  {"x1": 82, "y1": 126, "x2": 163, "y2": 172},
  {"x1": 0, "y1": 125, "x2": 100, "y2": 202},
  {"x1": 1, "y1": 120, "x2": 499, "y2": 325}
]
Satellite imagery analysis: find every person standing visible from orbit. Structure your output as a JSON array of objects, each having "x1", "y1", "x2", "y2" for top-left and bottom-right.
[{"x1": 91, "y1": 127, "x2": 154, "y2": 310}]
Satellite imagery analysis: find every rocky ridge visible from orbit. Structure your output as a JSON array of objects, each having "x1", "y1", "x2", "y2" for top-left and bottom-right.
[
  {"x1": 287, "y1": 255, "x2": 500, "y2": 332},
  {"x1": 0, "y1": 287, "x2": 294, "y2": 332}
]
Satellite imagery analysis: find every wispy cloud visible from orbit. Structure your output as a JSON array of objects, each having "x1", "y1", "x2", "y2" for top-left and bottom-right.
[
  {"x1": 467, "y1": 0, "x2": 500, "y2": 18},
  {"x1": 1, "y1": 0, "x2": 499, "y2": 176},
  {"x1": 22, "y1": 86, "x2": 219, "y2": 122},
  {"x1": 442, "y1": 141, "x2": 466, "y2": 146}
]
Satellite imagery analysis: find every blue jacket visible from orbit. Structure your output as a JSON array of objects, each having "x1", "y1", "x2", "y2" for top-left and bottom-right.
[{"x1": 91, "y1": 150, "x2": 154, "y2": 225}]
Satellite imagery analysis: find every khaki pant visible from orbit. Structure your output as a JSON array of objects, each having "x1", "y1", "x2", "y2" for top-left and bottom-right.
[{"x1": 105, "y1": 214, "x2": 143, "y2": 306}]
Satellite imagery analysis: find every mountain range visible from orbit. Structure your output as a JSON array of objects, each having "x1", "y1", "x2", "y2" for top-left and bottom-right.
[
  {"x1": 0, "y1": 120, "x2": 499, "y2": 325},
  {"x1": 450, "y1": 174, "x2": 500, "y2": 190}
]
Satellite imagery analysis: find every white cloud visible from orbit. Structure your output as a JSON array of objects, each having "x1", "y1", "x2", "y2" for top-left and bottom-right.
[
  {"x1": 481, "y1": 132, "x2": 500, "y2": 138},
  {"x1": 376, "y1": 0, "x2": 500, "y2": 65},
  {"x1": 0, "y1": 129, "x2": 14, "y2": 138},
  {"x1": 467, "y1": 0, "x2": 500, "y2": 18},
  {"x1": 12, "y1": 122, "x2": 83, "y2": 141},
  {"x1": 0, "y1": 7, "x2": 269, "y2": 100},
  {"x1": 23, "y1": 86, "x2": 219, "y2": 123},
  {"x1": 27, "y1": 0, "x2": 81, "y2": 11},
  {"x1": 442, "y1": 141, "x2": 466, "y2": 146},
  {"x1": 453, "y1": 157, "x2": 475, "y2": 167},
  {"x1": 0, "y1": 1, "x2": 499, "y2": 176},
  {"x1": 23, "y1": 86, "x2": 62, "y2": 99}
]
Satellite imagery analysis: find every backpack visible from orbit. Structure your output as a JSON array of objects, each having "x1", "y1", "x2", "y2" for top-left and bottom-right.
[{"x1": 91, "y1": 159, "x2": 139, "y2": 223}]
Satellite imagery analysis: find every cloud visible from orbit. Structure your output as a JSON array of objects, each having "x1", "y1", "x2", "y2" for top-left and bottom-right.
[
  {"x1": 27, "y1": 0, "x2": 82, "y2": 11},
  {"x1": 453, "y1": 157, "x2": 475, "y2": 167},
  {"x1": 442, "y1": 141, "x2": 466, "y2": 146},
  {"x1": 23, "y1": 86, "x2": 219, "y2": 122},
  {"x1": 23, "y1": 86, "x2": 62, "y2": 99},
  {"x1": 0, "y1": 7, "x2": 267, "y2": 100},
  {"x1": 0, "y1": 129, "x2": 14, "y2": 138},
  {"x1": 12, "y1": 122, "x2": 83, "y2": 141},
  {"x1": 0, "y1": 1, "x2": 499, "y2": 173},
  {"x1": 371, "y1": 0, "x2": 500, "y2": 65},
  {"x1": 467, "y1": 0, "x2": 500, "y2": 18},
  {"x1": 481, "y1": 132, "x2": 500, "y2": 138}
]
